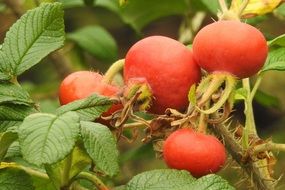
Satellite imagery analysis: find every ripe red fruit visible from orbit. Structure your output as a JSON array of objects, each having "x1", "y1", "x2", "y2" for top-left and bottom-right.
[
  {"x1": 59, "y1": 71, "x2": 121, "y2": 120},
  {"x1": 163, "y1": 128, "x2": 226, "y2": 177},
  {"x1": 124, "y1": 36, "x2": 201, "y2": 114},
  {"x1": 192, "y1": 20, "x2": 268, "y2": 79}
]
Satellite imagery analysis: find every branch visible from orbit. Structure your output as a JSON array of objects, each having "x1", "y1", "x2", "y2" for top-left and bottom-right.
[
  {"x1": 76, "y1": 172, "x2": 110, "y2": 190},
  {"x1": 211, "y1": 123, "x2": 276, "y2": 190},
  {"x1": 0, "y1": 162, "x2": 49, "y2": 179},
  {"x1": 254, "y1": 142, "x2": 285, "y2": 154}
]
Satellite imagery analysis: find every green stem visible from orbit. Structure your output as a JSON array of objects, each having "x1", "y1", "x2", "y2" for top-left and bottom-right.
[
  {"x1": 250, "y1": 74, "x2": 263, "y2": 100},
  {"x1": 198, "y1": 74, "x2": 225, "y2": 106},
  {"x1": 254, "y1": 142, "x2": 285, "y2": 154},
  {"x1": 242, "y1": 78, "x2": 257, "y2": 149},
  {"x1": 76, "y1": 172, "x2": 110, "y2": 190},
  {"x1": 198, "y1": 74, "x2": 236, "y2": 114},
  {"x1": 10, "y1": 76, "x2": 20, "y2": 86},
  {"x1": 103, "y1": 59, "x2": 125, "y2": 84},
  {"x1": 198, "y1": 113, "x2": 207, "y2": 133},
  {"x1": 0, "y1": 162, "x2": 49, "y2": 179}
]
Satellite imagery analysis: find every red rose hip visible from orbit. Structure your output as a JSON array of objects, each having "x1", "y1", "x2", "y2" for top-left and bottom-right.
[
  {"x1": 163, "y1": 128, "x2": 226, "y2": 177},
  {"x1": 124, "y1": 36, "x2": 201, "y2": 114},
  {"x1": 192, "y1": 20, "x2": 268, "y2": 78},
  {"x1": 59, "y1": 71, "x2": 121, "y2": 121}
]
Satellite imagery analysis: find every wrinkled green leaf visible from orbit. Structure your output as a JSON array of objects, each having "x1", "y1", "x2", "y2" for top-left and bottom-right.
[
  {"x1": 0, "y1": 168, "x2": 34, "y2": 190},
  {"x1": 68, "y1": 26, "x2": 118, "y2": 62},
  {"x1": 56, "y1": 94, "x2": 113, "y2": 121},
  {"x1": 126, "y1": 169, "x2": 234, "y2": 190},
  {"x1": 45, "y1": 144, "x2": 92, "y2": 189},
  {"x1": 0, "y1": 104, "x2": 36, "y2": 132},
  {"x1": 126, "y1": 169, "x2": 195, "y2": 190},
  {"x1": 0, "y1": 82, "x2": 33, "y2": 106},
  {"x1": 0, "y1": 130, "x2": 18, "y2": 160},
  {"x1": 261, "y1": 47, "x2": 285, "y2": 72},
  {"x1": 81, "y1": 121, "x2": 119, "y2": 176},
  {"x1": 0, "y1": 3, "x2": 65, "y2": 77},
  {"x1": 0, "y1": 72, "x2": 10, "y2": 81},
  {"x1": 18, "y1": 112, "x2": 80, "y2": 166},
  {"x1": 188, "y1": 174, "x2": 235, "y2": 190},
  {"x1": 5, "y1": 141, "x2": 21, "y2": 158}
]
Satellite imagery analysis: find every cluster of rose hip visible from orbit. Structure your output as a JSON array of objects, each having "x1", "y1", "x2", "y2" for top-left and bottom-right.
[{"x1": 58, "y1": 20, "x2": 268, "y2": 178}]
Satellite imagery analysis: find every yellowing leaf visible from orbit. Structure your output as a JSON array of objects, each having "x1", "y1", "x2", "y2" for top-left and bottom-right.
[{"x1": 230, "y1": 0, "x2": 282, "y2": 18}]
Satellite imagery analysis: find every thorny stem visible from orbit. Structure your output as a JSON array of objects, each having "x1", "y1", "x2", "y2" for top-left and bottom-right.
[
  {"x1": 210, "y1": 124, "x2": 275, "y2": 190},
  {"x1": 76, "y1": 172, "x2": 110, "y2": 190},
  {"x1": 254, "y1": 142, "x2": 285, "y2": 154},
  {"x1": 0, "y1": 162, "x2": 49, "y2": 179},
  {"x1": 103, "y1": 59, "x2": 125, "y2": 84}
]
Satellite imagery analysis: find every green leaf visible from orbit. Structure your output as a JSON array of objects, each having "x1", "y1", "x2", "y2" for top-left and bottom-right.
[
  {"x1": 0, "y1": 130, "x2": 18, "y2": 160},
  {"x1": 188, "y1": 84, "x2": 196, "y2": 105},
  {"x1": 58, "y1": 0, "x2": 83, "y2": 8},
  {"x1": 83, "y1": 0, "x2": 96, "y2": 6},
  {"x1": 200, "y1": 0, "x2": 220, "y2": 14},
  {"x1": 0, "y1": 168, "x2": 34, "y2": 190},
  {"x1": 67, "y1": 26, "x2": 118, "y2": 62},
  {"x1": 126, "y1": 169, "x2": 234, "y2": 190},
  {"x1": 0, "y1": 72, "x2": 10, "y2": 81},
  {"x1": 275, "y1": 3, "x2": 285, "y2": 18},
  {"x1": 261, "y1": 47, "x2": 285, "y2": 72},
  {"x1": 80, "y1": 121, "x2": 119, "y2": 176},
  {"x1": 234, "y1": 88, "x2": 247, "y2": 100},
  {"x1": 0, "y1": 82, "x2": 33, "y2": 106},
  {"x1": 32, "y1": 176, "x2": 57, "y2": 190},
  {"x1": 254, "y1": 90, "x2": 280, "y2": 108},
  {"x1": 126, "y1": 169, "x2": 195, "y2": 190},
  {"x1": 45, "y1": 145, "x2": 92, "y2": 189},
  {"x1": 5, "y1": 141, "x2": 21, "y2": 158},
  {"x1": 0, "y1": 104, "x2": 36, "y2": 132},
  {"x1": 18, "y1": 112, "x2": 80, "y2": 166},
  {"x1": 120, "y1": 0, "x2": 189, "y2": 32},
  {"x1": 0, "y1": 3, "x2": 65, "y2": 77},
  {"x1": 268, "y1": 34, "x2": 285, "y2": 47},
  {"x1": 96, "y1": 0, "x2": 120, "y2": 13},
  {"x1": 187, "y1": 174, "x2": 235, "y2": 190},
  {"x1": 56, "y1": 94, "x2": 113, "y2": 121}
]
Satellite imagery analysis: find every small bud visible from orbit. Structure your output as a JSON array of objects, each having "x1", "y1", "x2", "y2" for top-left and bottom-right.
[{"x1": 123, "y1": 77, "x2": 153, "y2": 111}]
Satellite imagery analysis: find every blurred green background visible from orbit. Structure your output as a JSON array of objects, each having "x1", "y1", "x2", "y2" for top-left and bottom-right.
[{"x1": 1, "y1": 0, "x2": 285, "y2": 189}]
